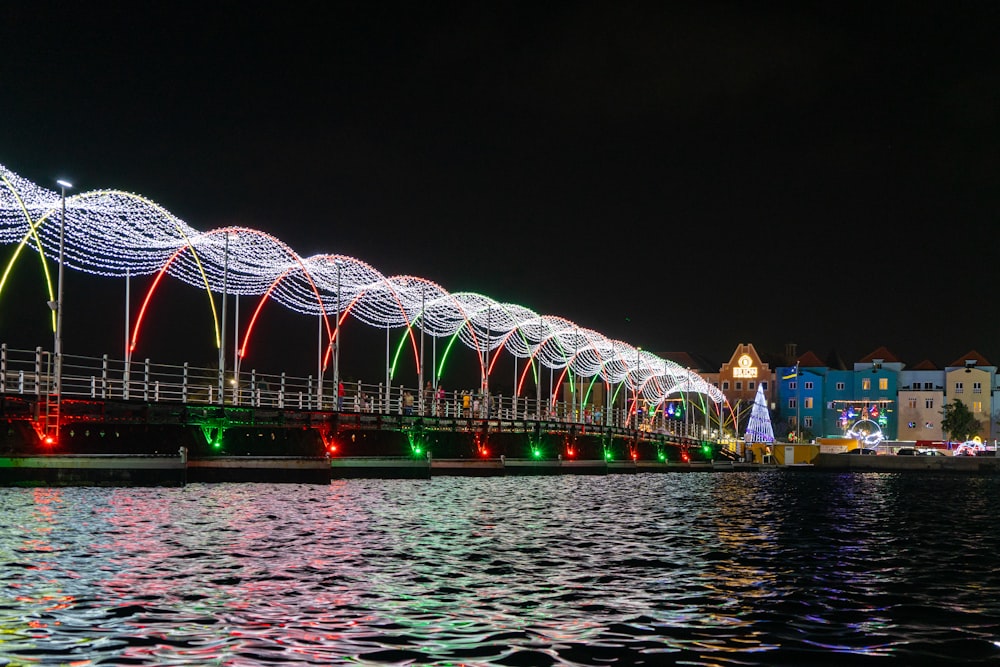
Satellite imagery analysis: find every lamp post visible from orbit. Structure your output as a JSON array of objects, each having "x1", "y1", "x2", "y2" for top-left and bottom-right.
[
  {"x1": 218, "y1": 231, "x2": 229, "y2": 405},
  {"x1": 634, "y1": 346, "x2": 641, "y2": 428},
  {"x1": 418, "y1": 283, "x2": 425, "y2": 415},
  {"x1": 334, "y1": 259, "x2": 343, "y2": 410},
  {"x1": 53, "y1": 180, "x2": 72, "y2": 404},
  {"x1": 794, "y1": 360, "x2": 801, "y2": 444}
]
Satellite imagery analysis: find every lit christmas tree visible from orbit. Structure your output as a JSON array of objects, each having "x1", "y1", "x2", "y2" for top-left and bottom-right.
[{"x1": 745, "y1": 383, "x2": 775, "y2": 444}]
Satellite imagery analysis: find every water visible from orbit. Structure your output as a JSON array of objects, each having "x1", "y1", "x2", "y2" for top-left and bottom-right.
[{"x1": 2, "y1": 471, "x2": 1000, "y2": 666}]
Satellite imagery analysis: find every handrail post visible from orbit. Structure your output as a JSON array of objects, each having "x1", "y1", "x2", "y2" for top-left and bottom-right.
[
  {"x1": 35, "y1": 346, "x2": 42, "y2": 397},
  {"x1": 101, "y1": 354, "x2": 108, "y2": 399}
]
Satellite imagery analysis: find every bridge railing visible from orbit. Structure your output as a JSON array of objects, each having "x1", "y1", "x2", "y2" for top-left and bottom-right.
[{"x1": 0, "y1": 344, "x2": 709, "y2": 440}]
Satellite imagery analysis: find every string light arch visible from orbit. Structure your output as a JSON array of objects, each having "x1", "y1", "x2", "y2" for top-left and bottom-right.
[{"x1": 0, "y1": 163, "x2": 725, "y2": 407}]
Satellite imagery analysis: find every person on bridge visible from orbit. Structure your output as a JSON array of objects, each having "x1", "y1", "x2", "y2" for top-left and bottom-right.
[
  {"x1": 337, "y1": 381, "x2": 345, "y2": 411},
  {"x1": 435, "y1": 384, "x2": 445, "y2": 416},
  {"x1": 423, "y1": 381, "x2": 433, "y2": 415}
]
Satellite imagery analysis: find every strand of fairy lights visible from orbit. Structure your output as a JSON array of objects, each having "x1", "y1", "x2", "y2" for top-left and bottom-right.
[{"x1": 0, "y1": 163, "x2": 724, "y2": 406}]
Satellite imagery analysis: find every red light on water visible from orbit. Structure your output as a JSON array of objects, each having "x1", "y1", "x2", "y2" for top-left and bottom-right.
[
  {"x1": 681, "y1": 452, "x2": 690, "y2": 462},
  {"x1": 631, "y1": 452, "x2": 638, "y2": 460},
  {"x1": 566, "y1": 447, "x2": 575, "y2": 457},
  {"x1": 44, "y1": 436, "x2": 55, "y2": 445}
]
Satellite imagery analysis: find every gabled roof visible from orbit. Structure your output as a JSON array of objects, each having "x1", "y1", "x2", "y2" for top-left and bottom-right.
[
  {"x1": 947, "y1": 350, "x2": 992, "y2": 367},
  {"x1": 823, "y1": 348, "x2": 849, "y2": 370},
  {"x1": 659, "y1": 351, "x2": 717, "y2": 373},
  {"x1": 859, "y1": 346, "x2": 901, "y2": 363},
  {"x1": 909, "y1": 359, "x2": 938, "y2": 371},
  {"x1": 797, "y1": 351, "x2": 825, "y2": 368}
]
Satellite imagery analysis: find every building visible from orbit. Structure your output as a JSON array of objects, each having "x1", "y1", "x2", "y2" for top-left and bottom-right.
[{"x1": 708, "y1": 343, "x2": 998, "y2": 445}]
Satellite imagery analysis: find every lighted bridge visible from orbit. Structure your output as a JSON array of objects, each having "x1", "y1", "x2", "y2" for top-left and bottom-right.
[{"x1": 0, "y1": 163, "x2": 732, "y2": 463}]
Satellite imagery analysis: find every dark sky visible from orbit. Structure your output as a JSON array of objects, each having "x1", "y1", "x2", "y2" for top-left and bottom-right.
[{"x1": 3, "y1": 2, "x2": 999, "y2": 381}]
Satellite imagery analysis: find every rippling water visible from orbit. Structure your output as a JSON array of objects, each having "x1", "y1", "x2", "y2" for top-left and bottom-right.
[{"x1": 2, "y1": 471, "x2": 1000, "y2": 665}]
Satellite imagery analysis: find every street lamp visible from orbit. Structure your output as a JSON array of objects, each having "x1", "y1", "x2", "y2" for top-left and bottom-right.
[
  {"x1": 418, "y1": 282, "x2": 425, "y2": 415},
  {"x1": 334, "y1": 259, "x2": 343, "y2": 410},
  {"x1": 218, "y1": 231, "x2": 230, "y2": 405},
  {"x1": 794, "y1": 360, "x2": 801, "y2": 443},
  {"x1": 634, "y1": 346, "x2": 641, "y2": 428},
  {"x1": 54, "y1": 179, "x2": 72, "y2": 403}
]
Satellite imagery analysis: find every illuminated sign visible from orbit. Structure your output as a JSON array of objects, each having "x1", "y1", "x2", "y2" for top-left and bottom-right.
[{"x1": 732, "y1": 354, "x2": 758, "y2": 378}]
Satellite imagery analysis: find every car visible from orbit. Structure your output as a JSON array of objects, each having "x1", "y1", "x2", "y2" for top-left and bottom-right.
[
  {"x1": 898, "y1": 447, "x2": 946, "y2": 456},
  {"x1": 843, "y1": 448, "x2": 878, "y2": 455}
]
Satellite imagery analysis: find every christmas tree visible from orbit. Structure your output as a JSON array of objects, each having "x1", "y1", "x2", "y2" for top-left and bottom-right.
[{"x1": 745, "y1": 383, "x2": 775, "y2": 444}]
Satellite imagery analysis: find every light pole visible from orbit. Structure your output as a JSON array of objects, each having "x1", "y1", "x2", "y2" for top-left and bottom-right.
[
  {"x1": 334, "y1": 259, "x2": 343, "y2": 409},
  {"x1": 794, "y1": 360, "x2": 801, "y2": 443},
  {"x1": 574, "y1": 328, "x2": 580, "y2": 422},
  {"x1": 634, "y1": 346, "x2": 641, "y2": 427},
  {"x1": 418, "y1": 283, "x2": 425, "y2": 415},
  {"x1": 218, "y1": 231, "x2": 229, "y2": 405},
  {"x1": 54, "y1": 179, "x2": 72, "y2": 404}
]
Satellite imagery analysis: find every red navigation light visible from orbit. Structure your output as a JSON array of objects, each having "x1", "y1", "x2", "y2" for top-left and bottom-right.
[
  {"x1": 681, "y1": 451, "x2": 690, "y2": 462},
  {"x1": 44, "y1": 436, "x2": 55, "y2": 445},
  {"x1": 631, "y1": 451, "x2": 638, "y2": 460},
  {"x1": 480, "y1": 447, "x2": 489, "y2": 457},
  {"x1": 566, "y1": 447, "x2": 575, "y2": 457}
]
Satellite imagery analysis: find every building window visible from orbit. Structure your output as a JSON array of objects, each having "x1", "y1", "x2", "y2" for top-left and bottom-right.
[
  {"x1": 749, "y1": 381, "x2": 755, "y2": 391},
  {"x1": 924, "y1": 382, "x2": 933, "y2": 390},
  {"x1": 862, "y1": 378, "x2": 871, "y2": 390},
  {"x1": 805, "y1": 381, "x2": 813, "y2": 390},
  {"x1": 836, "y1": 382, "x2": 845, "y2": 391},
  {"x1": 925, "y1": 398, "x2": 934, "y2": 409},
  {"x1": 804, "y1": 416, "x2": 813, "y2": 428},
  {"x1": 761, "y1": 381, "x2": 768, "y2": 391},
  {"x1": 908, "y1": 398, "x2": 917, "y2": 409},
  {"x1": 789, "y1": 381, "x2": 797, "y2": 390},
  {"x1": 955, "y1": 382, "x2": 964, "y2": 393},
  {"x1": 735, "y1": 381, "x2": 742, "y2": 391},
  {"x1": 974, "y1": 401, "x2": 983, "y2": 413},
  {"x1": 723, "y1": 381, "x2": 730, "y2": 390},
  {"x1": 805, "y1": 397, "x2": 813, "y2": 409},
  {"x1": 879, "y1": 378, "x2": 888, "y2": 391},
  {"x1": 788, "y1": 398, "x2": 797, "y2": 409},
  {"x1": 974, "y1": 382, "x2": 982, "y2": 394}
]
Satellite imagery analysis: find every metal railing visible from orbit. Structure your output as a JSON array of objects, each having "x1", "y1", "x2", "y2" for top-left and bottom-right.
[{"x1": 0, "y1": 344, "x2": 705, "y2": 440}]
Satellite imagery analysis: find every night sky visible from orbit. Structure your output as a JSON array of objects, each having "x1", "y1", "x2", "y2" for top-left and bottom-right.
[{"x1": 3, "y1": 2, "x2": 999, "y2": 382}]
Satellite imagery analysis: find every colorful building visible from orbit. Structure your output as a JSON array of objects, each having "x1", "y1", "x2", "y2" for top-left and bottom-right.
[{"x1": 708, "y1": 343, "x2": 998, "y2": 445}]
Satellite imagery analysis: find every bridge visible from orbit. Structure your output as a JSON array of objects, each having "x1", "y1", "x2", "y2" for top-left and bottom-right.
[{"x1": 0, "y1": 163, "x2": 740, "y2": 479}]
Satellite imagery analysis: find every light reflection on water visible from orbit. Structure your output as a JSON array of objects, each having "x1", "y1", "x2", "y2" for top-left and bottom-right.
[{"x1": 1, "y1": 472, "x2": 999, "y2": 665}]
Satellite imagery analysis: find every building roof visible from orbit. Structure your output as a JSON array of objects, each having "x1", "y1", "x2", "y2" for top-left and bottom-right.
[
  {"x1": 947, "y1": 350, "x2": 992, "y2": 367},
  {"x1": 797, "y1": 350, "x2": 825, "y2": 368},
  {"x1": 858, "y1": 346, "x2": 902, "y2": 363},
  {"x1": 909, "y1": 359, "x2": 938, "y2": 370},
  {"x1": 659, "y1": 351, "x2": 717, "y2": 373}
]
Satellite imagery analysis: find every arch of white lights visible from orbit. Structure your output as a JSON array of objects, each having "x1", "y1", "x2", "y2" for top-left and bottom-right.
[{"x1": 0, "y1": 164, "x2": 725, "y2": 407}]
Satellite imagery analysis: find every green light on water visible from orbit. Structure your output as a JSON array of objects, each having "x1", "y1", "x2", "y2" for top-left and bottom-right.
[
  {"x1": 531, "y1": 448, "x2": 541, "y2": 458},
  {"x1": 604, "y1": 449, "x2": 613, "y2": 461},
  {"x1": 657, "y1": 451, "x2": 666, "y2": 462}
]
